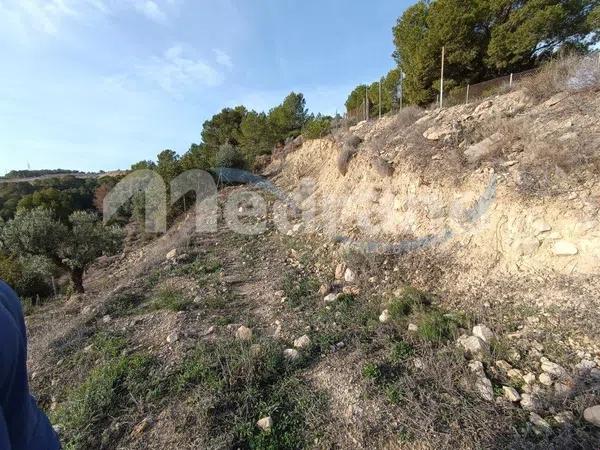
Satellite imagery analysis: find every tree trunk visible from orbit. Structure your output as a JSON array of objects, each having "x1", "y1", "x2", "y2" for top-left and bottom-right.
[{"x1": 70, "y1": 268, "x2": 85, "y2": 294}]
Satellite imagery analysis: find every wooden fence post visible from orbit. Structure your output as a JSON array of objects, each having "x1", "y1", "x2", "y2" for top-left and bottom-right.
[{"x1": 466, "y1": 84, "x2": 470, "y2": 104}]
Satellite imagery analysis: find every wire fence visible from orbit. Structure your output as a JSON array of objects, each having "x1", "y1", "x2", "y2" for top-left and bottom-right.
[
  {"x1": 345, "y1": 67, "x2": 541, "y2": 123},
  {"x1": 444, "y1": 68, "x2": 540, "y2": 107}
]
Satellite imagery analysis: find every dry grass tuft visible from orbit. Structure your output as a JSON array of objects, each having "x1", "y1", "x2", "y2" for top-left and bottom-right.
[
  {"x1": 522, "y1": 53, "x2": 600, "y2": 101},
  {"x1": 337, "y1": 134, "x2": 363, "y2": 176},
  {"x1": 336, "y1": 146, "x2": 357, "y2": 176},
  {"x1": 371, "y1": 156, "x2": 394, "y2": 177}
]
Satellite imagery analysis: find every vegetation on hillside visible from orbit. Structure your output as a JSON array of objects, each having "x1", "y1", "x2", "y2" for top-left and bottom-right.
[
  {"x1": 346, "y1": 0, "x2": 599, "y2": 110},
  {"x1": 1, "y1": 169, "x2": 84, "y2": 179},
  {"x1": 0, "y1": 209, "x2": 123, "y2": 293},
  {"x1": 131, "y1": 92, "x2": 336, "y2": 177}
]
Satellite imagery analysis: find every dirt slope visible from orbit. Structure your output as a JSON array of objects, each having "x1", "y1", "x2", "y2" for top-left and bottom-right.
[{"x1": 25, "y1": 63, "x2": 600, "y2": 449}]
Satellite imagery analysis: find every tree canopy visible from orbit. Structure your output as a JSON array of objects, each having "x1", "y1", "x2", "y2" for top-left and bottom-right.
[
  {"x1": 391, "y1": 0, "x2": 598, "y2": 105},
  {"x1": 0, "y1": 208, "x2": 123, "y2": 293},
  {"x1": 345, "y1": 0, "x2": 598, "y2": 110}
]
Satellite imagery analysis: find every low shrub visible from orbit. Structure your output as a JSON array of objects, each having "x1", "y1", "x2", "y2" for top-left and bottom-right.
[
  {"x1": 303, "y1": 115, "x2": 332, "y2": 140},
  {"x1": 214, "y1": 143, "x2": 246, "y2": 169},
  {"x1": 522, "y1": 54, "x2": 600, "y2": 101}
]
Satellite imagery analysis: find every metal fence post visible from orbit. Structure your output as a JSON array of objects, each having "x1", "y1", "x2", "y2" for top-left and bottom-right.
[
  {"x1": 466, "y1": 84, "x2": 470, "y2": 104},
  {"x1": 440, "y1": 46, "x2": 445, "y2": 108},
  {"x1": 365, "y1": 86, "x2": 369, "y2": 121},
  {"x1": 378, "y1": 79, "x2": 382, "y2": 119}
]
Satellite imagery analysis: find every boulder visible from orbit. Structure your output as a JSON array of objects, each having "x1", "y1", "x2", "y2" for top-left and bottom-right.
[
  {"x1": 166, "y1": 332, "x2": 179, "y2": 344},
  {"x1": 344, "y1": 268, "x2": 356, "y2": 283},
  {"x1": 554, "y1": 411, "x2": 575, "y2": 425},
  {"x1": 503, "y1": 386, "x2": 521, "y2": 402},
  {"x1": 166, "y1": 248, "x2": 177, "y2": 260},
  {"x1": 458, "y1": 335, "x2": 489, "y2": 359},
  {"x1": 283, "y1": 348, "x2": 300, "y2": 361},
  {"x1": 538, "y1": 372, "x2": 553, "y2": 386},
  {"x1": 583, "y1": 405, "x2": 600, "y2": 427},
  {"x1": 543, "y1": 92, "x2": 569, "y2": 107},
  {"x1": 540, "y1": 357, "x2": 568, "y2": 378},
  {"x1": 293, "y1": 335, "x2": 311, "y2": 349},
  {"x1": 529, "y1": 413, "x2": 551, "y2": 431},
  {"x1": 495, "y1": 360, "x2": 512, "y2": 372},
  {"x1": 551, "y1": 240, "x2": 578, "y2": 256},
  {"x1": 423, "y1": 124, "x2": 454, "y2": 141},
  {"x1": 379, "y1": 310, "x2": 391, "y2": 323},
  {"x1": 475, "y1": 376, "x2": 494, "y2": 402},
  {"x1": 520, "y1": 393, "x2": 539, "y2": 411},
  {"x1": 256, "y1": 416, "x2": 273, "y2": 432},
  {"x1": 468, "y1": 360, "x2": 485, "y2": 377},
  {"x1": 472, "y1": 324, "x2": 495, "y2": 343},
  {"x1": 334, "y1": 263, "x2": 346, "y2": 280},
  {"x1": 235, "y1": 326, "x2": 253, "y2": 341},
  {"x1": 324, "y1": 293, "x2": 340, "y2": 303},
  {"x1": 464, "y1": 132, "x2": 504, "y2": 163},
  {"x1": 532, "y1": 219, "x2": 552, "y2": 235}
]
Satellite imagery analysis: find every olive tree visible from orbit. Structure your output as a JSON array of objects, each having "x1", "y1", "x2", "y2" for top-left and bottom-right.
[{"x1": 0, "y1": 208, "x2": 123, "y2": 293}]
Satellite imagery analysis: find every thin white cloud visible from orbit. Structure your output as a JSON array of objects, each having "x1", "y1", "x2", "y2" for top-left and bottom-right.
[
  {"x1": 213, "y1": 48, "x2": 233, "y2": 69},
  {"x1": 0, "y1": 0, "x2": 77, "y2": 36},
  {"x1": 132, "y1": 0, "x2": 166, "y2": 24},
  {"x1": 137, "y1": 45, "x2": 224, "y2": 95},
  {"x1": 0, "y1": 0, "x2": 172, "y2": 40}
]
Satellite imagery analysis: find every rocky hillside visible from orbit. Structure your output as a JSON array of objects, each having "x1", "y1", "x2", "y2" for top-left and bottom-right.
[{"x1": 25, "y1": 58, "x2": 600, "y2": 450}]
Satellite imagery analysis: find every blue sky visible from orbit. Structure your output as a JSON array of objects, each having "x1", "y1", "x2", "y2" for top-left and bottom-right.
[{"x1": 0, "y1": 0, "x2": 409, "y2": 173}]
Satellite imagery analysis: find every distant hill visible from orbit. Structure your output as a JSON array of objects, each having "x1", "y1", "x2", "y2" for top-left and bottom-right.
[{"x1": 2, "y1": 169, "x2": 84, "y2": 179}]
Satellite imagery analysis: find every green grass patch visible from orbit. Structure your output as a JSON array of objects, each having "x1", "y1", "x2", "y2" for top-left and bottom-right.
[
  {"x1": 362, "y1": 362, "x2": 382, "y2": 380},
  {"x1": 170, "y1": 255, "x2": 221, "y2": 279},
  {"x1": 312, "y1": 294, "x2": 379, "y2": 352},
  {"x1": 149, "y1": 289, "x2": 194, "y2": 312},
  {"x1": 416, "y1": 311, "x2": 458, "y2": 343},
  {"x1": 385, "y1": 384, "x2": 405, "y2": 404},
  {"x1": 281, "y1": 272, "x2": 319, "y2": 307},
  {"x1": 171, "y1": 337, "x2": 327, "y2": 449},
  {"x1": 388, "y1": 286, "x2": 432, "y2": 319},
  {"x1": 103, "y1": 291, "x2": 145, "y2": 317},
  {"x1": 389, "y1": 341, "x2": 414, "y2": 363},
  {"x1": 53, "y1": 354, "x2": 162, "y2": 450}
]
